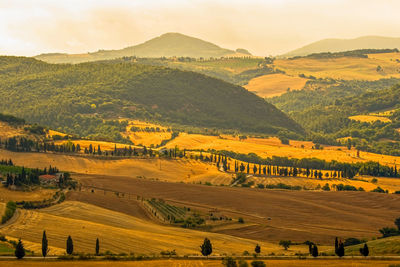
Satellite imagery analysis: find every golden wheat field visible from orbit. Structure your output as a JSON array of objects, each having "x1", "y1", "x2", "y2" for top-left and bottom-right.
[
  {"x1": 0, "y1": 149, "x2": 232, "y2": 185},
  {"x1": 349, "y1": 115, "x2": 392, "y2": 123},
  {"x1": 0, "y1": 201, "x2": 286, "y2": 256},
  {"x1": 0, "y1": 187, "x2": 57, "y2": 203},
  {"x1": 164, "y1": 133, "x2": 400, "y2": 167},
  {"x1": 120, "y1": 119, "x2": 172, "y2": 147},
  {"x1": 274, "y1": 53, "x2": 400, "y2": 80},
  {"x1": 244, "y1": 73, "x2": 308, "y2": 98},
  {"x1": 1, "y1": 259, "x2": 400, "y2": 267},
  {"x1": 0, "y1": 122, "x2": 26, "y2": 140}
]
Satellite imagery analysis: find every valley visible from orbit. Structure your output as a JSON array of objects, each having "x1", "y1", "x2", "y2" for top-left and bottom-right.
[{"x1": 1, "y1": 17, "x2": 400, "y2": 266}]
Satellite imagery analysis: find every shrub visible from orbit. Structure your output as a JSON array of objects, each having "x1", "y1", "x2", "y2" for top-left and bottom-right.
[
  {"x1": 238, "y1": 217, "x2": 245, "y2": 224},
  {"x1": 251, "y1": 261, "x2": 266, "y2": 267},
  {"x1": 223, "y1": 257, "x2": 237, "y2": 267},
  {"x1": 279, "y1": 240, "x2": 292, "y2": 250}
]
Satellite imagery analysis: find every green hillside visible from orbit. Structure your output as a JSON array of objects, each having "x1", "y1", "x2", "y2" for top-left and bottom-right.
[
  {"x1": 0, "y1": 56, "x2": 302, "y2": 142},
  {"x1": 282, "y1": 36, "x2": 400, "y2": 57},
  {"x1": 35, "y1": 33, "x2": 243, "y2": 64},
  {"x1": 340, "y1": 236, "x2": 400, "y2": 256}
]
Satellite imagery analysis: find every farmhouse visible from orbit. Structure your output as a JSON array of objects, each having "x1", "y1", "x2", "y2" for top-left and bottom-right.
[{"x1": 39, "y1": 173, "x2": 63, "y2": 185}]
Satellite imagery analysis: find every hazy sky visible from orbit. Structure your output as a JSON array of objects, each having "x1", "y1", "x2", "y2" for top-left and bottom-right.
[{"x1": 1, "y1": 0, "x2": 400, "y2": 56}]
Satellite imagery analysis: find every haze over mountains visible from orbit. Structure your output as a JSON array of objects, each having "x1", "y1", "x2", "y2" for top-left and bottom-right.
[
  {"x1": 283, "y1": 36, "x2": 400, "y2": 57},
  {"x1": 35, "y1": 33, "x2": 252, "y2": 64}
]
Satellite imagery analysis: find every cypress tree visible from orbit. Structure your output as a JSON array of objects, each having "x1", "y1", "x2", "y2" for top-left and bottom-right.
[
  {"x1": 337, "y1": 241, "x2": 345, "y2": 257},
  {"x1": 66, "y1": 235, "x2": 73, "y2": 255},
  {"x1": 42, "y1": 230, "x2": 49, "y2": 257},
  {"x1": 200, "y1": 238, "x2": 212, "y2": 257},
  {"x1": 312, "y1": 245, "x2": 318, "y2": 257},
  {"x1": 255, "y1": 244, "x2": 261, "y2": 255},
  {"x1": 95, "y1": 238, "x2": 100, "y2": 256},
  {"x1": 335, "y1": 237, "x2": 339, "y2": 255},
  {"x1": 359, "y1": 243, "x2": 369, "y2": 257},
  {"x1": 15, "y1": 239, "x2": 25, "y2": 259}
]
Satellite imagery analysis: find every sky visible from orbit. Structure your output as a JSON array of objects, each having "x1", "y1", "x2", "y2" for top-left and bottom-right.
[{"x1": 1, "y1": 0, "x2": 400, "y2": 56}]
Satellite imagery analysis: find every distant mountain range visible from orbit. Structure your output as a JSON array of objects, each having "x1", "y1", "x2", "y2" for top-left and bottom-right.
[
  {"x1": 282, "y1": 36, "x2": 400, "y2": 57},
  {"x1": 35, "y1": 33, "x2": 251, "y2": 64}
]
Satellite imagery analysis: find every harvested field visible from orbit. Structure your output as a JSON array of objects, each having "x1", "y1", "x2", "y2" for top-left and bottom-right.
[
  {"x1": 73, "y1": 174, "x2": 400, "y2": 245},
  {"x1": 0, "y1": 122, "x2": 26, "y2": 139},
  {"x1": 244, "y1": 73, "x2": 308, "y2": 98},
  {"x1": 121, "y1": 119, "x2": 172, "y2": 147},
  {"x1": 0, "y1": 201, "x2": 278, "y2": 255},
  {"x1": 0, "y1": 149, "x2": 232, "y2": 185},
  {"x1": 349, "y1": 115, "x2": 392, "y2": 123},
  {"x1": 274, "y1": 54, "x2": 400, "y2": 80},
  {"x1": 0, "y1": 187, "x2": 57, "y2": 203}
]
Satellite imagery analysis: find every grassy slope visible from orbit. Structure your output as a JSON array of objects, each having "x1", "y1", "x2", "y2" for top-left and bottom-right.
[
  {"x1": 0, "y1": 56, "x2": 303, "y2": 137},
  {"x1": 345, "y1": 236, "x2": 400, "y2": 256}
]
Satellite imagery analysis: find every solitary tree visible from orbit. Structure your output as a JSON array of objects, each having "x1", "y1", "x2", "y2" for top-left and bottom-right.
[
  {"x1": 66, "y1": 235, "x2": 73, "y2": 255},
  {"x1": 359, "y1": 243, "x2": 369, "y2": 257},
  {"x1": 15, "y1": 239, "x2": 25, "y2": 259},
  {"x1": 312, "y1": 245, "x2": 318, "y2": 257},
  {"x1": 200, "y1": 238, "x2": 212, "y2": 257},
  {"x1": 279, "y1": 240, "x2": 291, "y2": 250},
  {"x1": 42, "y1": 230, "x2": 49, "y2": 258},
  {"x1": 255, "y1": 244, "x2": 261, "y2": 255},
  {"x1": 95, "y1": 238, "x2": 100, "y2": 256},
  {"x1": 334, "y1": 237, "x2": 339, "y2": 255}
]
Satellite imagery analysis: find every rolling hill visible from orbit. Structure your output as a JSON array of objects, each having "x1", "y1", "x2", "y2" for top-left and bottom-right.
[
  {"x1": 0, "y1": 56, "x2": 303, "y2": 141},
  {"x1": 283, "y1": 36, "x2": 400, "y2": 57},
  {"x1": 35, "y1": 33, "x2": 247, "y2": 64}
]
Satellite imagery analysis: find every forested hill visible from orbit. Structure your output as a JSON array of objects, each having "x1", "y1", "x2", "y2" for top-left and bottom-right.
[
  {"x1": 35, "y1": 33, "x2": 243, "y2": 64},
  {"x1": 270, "y1": 80, "x2": 400, "y2": 155},
  {"x1": 0, "y1": 56, "x2": 303, "y2": 141}
]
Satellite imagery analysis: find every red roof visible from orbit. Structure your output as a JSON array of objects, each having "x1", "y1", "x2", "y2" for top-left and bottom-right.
[{"x1": 39, "y1": 174, "x2": 57, "y2": 180}]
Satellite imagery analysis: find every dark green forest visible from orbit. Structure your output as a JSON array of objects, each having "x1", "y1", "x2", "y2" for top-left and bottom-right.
[
  {"x1": 0, "y1": 56, "x2": 303, "y2": 142},
  {"x1": 269, "y1": 79, "x2": 400, "y2": 155}
]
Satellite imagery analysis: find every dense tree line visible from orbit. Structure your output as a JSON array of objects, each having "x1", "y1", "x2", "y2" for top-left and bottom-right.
[{"x1": 211, "y1": 150, "x2": 399, "y2": 178}]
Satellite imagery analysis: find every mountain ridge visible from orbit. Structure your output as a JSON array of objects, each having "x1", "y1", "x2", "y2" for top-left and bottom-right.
[
  {"x1": 282, "y1": 36, "x2": 400, "y2": 57},
  {"x1": 35, "y1": 33, "x2": 250, "y2": 64}
]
